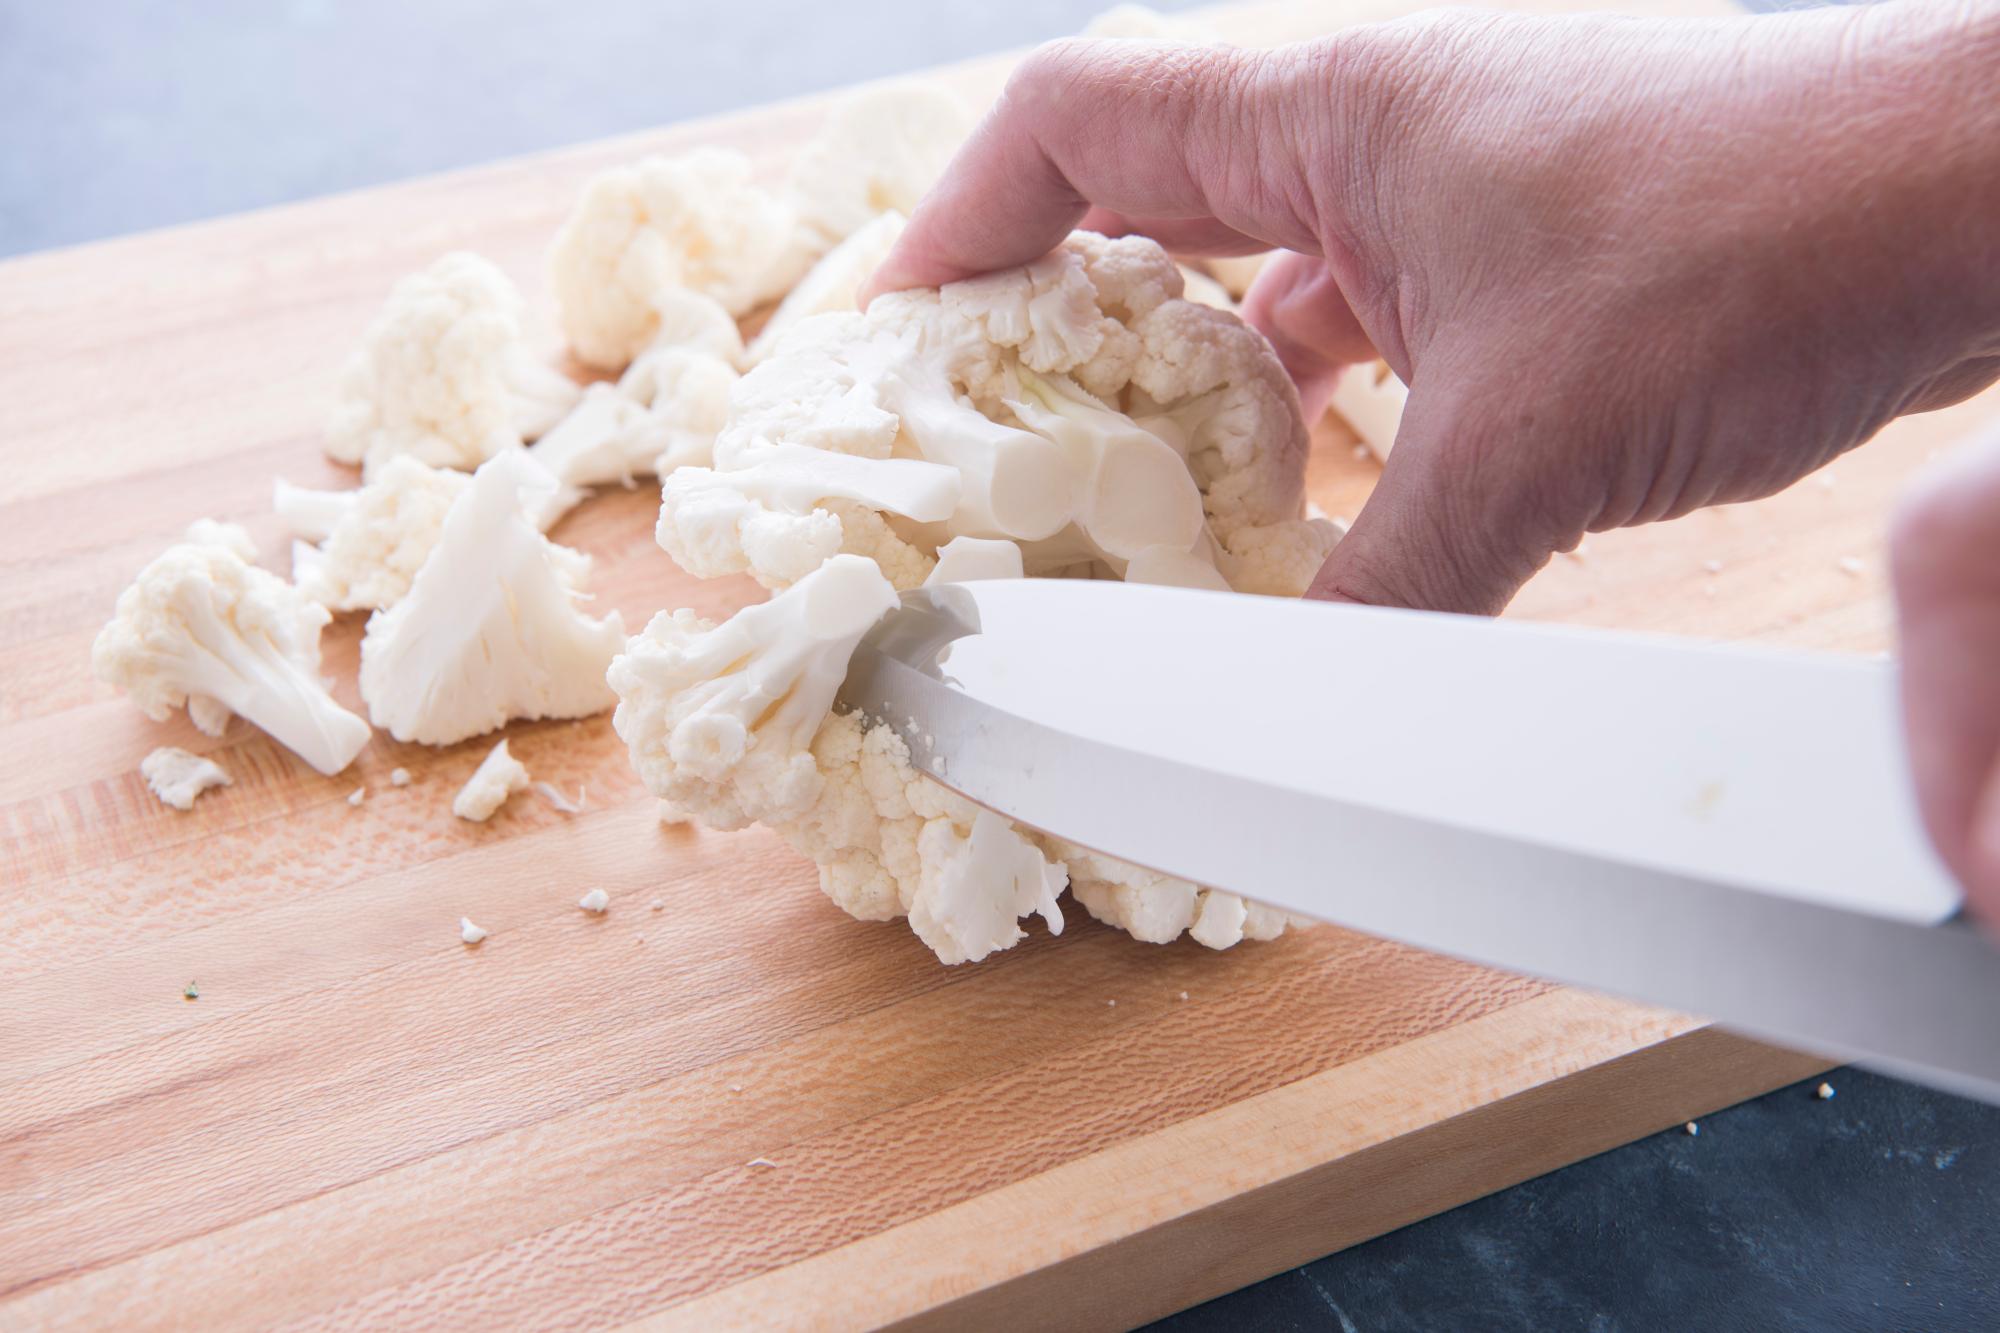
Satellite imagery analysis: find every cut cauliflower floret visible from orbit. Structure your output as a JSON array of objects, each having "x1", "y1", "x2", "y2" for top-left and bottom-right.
[
  {"x1": 1329, "y1": 359, "x2": 1409, "y2": 460},
  {"x1": 549, "y1": 148, "x2": 812, "y2": 370},
  {"x1": 453, "y1": 739, "x2": 531, "y2": 821},
  {"x1": 326, "y1": 252, "x2": 581, "y2": 476},
  {"x1": 745, "y1": 211, "x2": 906, "y2": 365},
  {"x1": 658, "y1": 233, "x2": 1337, "y2": 594},
  {"x1": 92, "y1": 523, "x2": 371, "y2": 776},
  {"x1": 358, "y1": 452, "x2": 624, "y2": 745},
  {"x1": 276, "y1": 457, "x2": 470, "y2": 612},
  {"x1": 139, "y1": 746, "x2": 231, "y2": 810},
  {"x1": 608, "y1": 553, "x2": 900, "y2": 830},
  {"x1": 528, "y1": 342, "x2": 740, "y2": 491},
  {"x1": 786, "y1": 85, "x2": 971, "y2": 248},
  {"x1": 1054, "y1": 838, "x2": 1308, "y2": 948}
]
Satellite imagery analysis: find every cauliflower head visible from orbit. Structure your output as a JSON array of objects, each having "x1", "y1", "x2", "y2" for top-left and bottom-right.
[
  {"x1": 92, "y1": 522, "x2": 371, "y2": 776},
  {"x1": 358, "y1": 451, "x2": 624, "y2": 745},
  {"x1": 549, "y1": 148, "x2": 812, "y2": 369},
  {"x1": 786, "y1": 85, "x2": 971, "y2": 248},
  {"x1": 656, "y1": 232, "x2": 1336, "y2": 595},
  {"x1": 326, "y1": 252, "x2": 581, "y2": 476}
]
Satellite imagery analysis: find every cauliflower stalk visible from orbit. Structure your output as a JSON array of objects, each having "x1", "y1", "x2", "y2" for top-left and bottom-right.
[
  {"x1": 359, "y1": 451, "x2": 624, "y2": 745},
  {"x1": 93, "y1": 522, "x2": 372, "y2": 776},
  {"x1": 656, "y1": 233, "x2": 1337, "y2": 596},
  {"x1": 327, "y1": 252, "x2": 581, "y2": 476}
]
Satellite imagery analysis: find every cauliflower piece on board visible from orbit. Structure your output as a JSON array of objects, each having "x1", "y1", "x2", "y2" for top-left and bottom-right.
[
  {"x1": 658, "y1": 233, "x2": 1336, "y2": 594},
  {"x1": 1329, "y1": 360, "x2": 1409, "y2": 460},
  {"x1": 326, "y1": 252, "x2": 581, "y2": 476},
  {"x1": 276, "y1": 457, "x2": 470, "y2": 612},
  {"x1": 453, "y1": 739, "x2": 531, "y2": 821},
  {"x1": 549, "y1": 148, "x2": 812, "y2": 370},
  {"x1": 528, "y1": 342, "x2": 740, "y2": 491},
  {"x1": 92, "y1": 524, "x2": 371, "y2": 776},
  {"x1": 1055, "y1": 837, "x2": 1309, "y2": 948},
  {"x1": 787, "y1": 85, "x2": 970, "y2": 248},
  {"x1": 139, "y1": 746, "x2": 231, "y2": 810},
  {"x1": 359, "y1": 452, "x2": 625, "y2": 746},
  {"x1": 608, "y1": 553, "x2": 898, "y2": 830},
  {"x1": 744, "y1": 211, "x2": 907, "y2": 365}
]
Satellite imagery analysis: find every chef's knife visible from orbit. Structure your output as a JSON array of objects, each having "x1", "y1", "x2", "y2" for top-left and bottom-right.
[{"x1": 836, "y1": 579, "x2": 2000, "y2": 1105}]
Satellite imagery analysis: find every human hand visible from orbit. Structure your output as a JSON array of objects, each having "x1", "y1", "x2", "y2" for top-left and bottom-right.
[{"x1": 869, "y1": 1, "x2": 2000, "y2": 614}]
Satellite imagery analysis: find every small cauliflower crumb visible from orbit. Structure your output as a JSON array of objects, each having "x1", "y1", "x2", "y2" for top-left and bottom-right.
[
  {"x1": 1684, "y1": 1121, "x2": 1700, "y2": 1137},
  {"x1": 390, "y1": 767, "x2": 412, "y2": 786},
  {"x1": 1106, "y1": 999, "x2": 1117, "y2": 1008},
  {"x1": 1837, "y1": 556, "x2": 1865, "y2": 577},
  {"x1": 578, "y1": 887, "x2": 610, "y2": 913},
  {"x1": 747, "y1": 1157, "x2": 779, "y2": 1170},
  {"x1": 1702, "y1": 559, "x2": 1724, "y2": 574},
  {"x1": 182, "y1": 981, "x2": 200, "y2": 1001},
  {"x1": 347, "y1": 787, "x2": 367, "y2": 806},
  {"x1": 534, "y1": 781, "x2": 586, "y2": 814},
  {"x1": 650, "y1": 899, "x2": 665, "y2": 912},
  {"x1": 729, "y1": 1083, "x2": 743, "y2": 1093},
  {"x1": 139, "y1": 746, "x2": 231, "y2": 810},
  {"x1": 460, "y1": 917, "x2": 488, "y2": 945},
  {"x1": 1351, "y1": 443, "x2": 1370, "y2": 461},
  {"x1": 1818, "y1": 472, "x2": 1838, "y2": 491},
  {"x1": 453, "y1": 739, "x2": 531, "y2": 821},
  {"x1": 1178, "y1": 991, "x2": 1189, "y2": 1001},
  {"x1": 1817, "y1": 1082, "x2": 1836, "y2": 1100}
]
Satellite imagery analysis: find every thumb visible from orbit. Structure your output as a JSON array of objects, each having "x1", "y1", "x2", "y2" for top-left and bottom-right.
[
  {"x1": 1307, "y1": 379, "x2": 1575, "y2": 615},
  {"x1": 1240, "y1": 251, "x2": 1378, "y2": 423}
]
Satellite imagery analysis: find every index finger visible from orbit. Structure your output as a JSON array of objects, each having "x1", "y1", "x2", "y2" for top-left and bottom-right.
[{"x1": 864, "y1": 37, "x2": 1331, "y2": 300}]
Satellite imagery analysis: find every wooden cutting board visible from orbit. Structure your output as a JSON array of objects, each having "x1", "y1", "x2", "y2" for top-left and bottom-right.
[{"x1": 3, "y1": 0, "x2": 1992, "y2": 1327}]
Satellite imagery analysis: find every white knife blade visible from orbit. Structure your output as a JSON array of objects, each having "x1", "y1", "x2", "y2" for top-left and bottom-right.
[{"x1": 836, "y1": 579, "x2": 2000, "y2": 1104}]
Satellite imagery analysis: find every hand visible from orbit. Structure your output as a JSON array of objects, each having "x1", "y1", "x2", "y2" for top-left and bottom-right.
[
  {"x1": 1894, "y1": 425, "x2": 2000, "y2": 924},
  {"x1": 869, "y1": 1, "x2": 2000, "y2": 615}
]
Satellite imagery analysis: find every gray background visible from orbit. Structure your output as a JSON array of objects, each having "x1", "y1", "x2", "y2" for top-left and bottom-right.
[{"x1": 5, "y1": 2, "x2": 1990, "y2": 1329}]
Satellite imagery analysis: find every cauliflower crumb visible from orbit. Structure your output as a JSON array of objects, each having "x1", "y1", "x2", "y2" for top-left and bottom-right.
[
  {"x1": 139, "y1": 746, "x2": 231, "y2": 811},
  {"x1": 1178, "y1": 991, "x2": 1189, "y2": 1001},
  {"x1": 533, "y1": 781, "x2": 585, "y2": 814},
  {"x1": 460, "y1": 917, "x2": 488, "y2": 945},
  {"x1": 390, "y1": 767, "x2": 412, "y2": 786},
  {"x1": 1106, "y1": 999, "x2": 1117, "y2": 1008},
  {"x1": 347, "y1": 787, "x2": 367, "y2": 806},
  {"x1": 650, "y1": 899, "x2": 665, "y2": 912},
  {"x1": 1837, "y1": 555, "x2": 1865, "y2": 577},
  {"x1": 578, "y1": 888, "x2": 610, "y2": 913},
  {"x1": 453, "y1": 740, "x2": 531, "y2": 821},
  {"x1": 1684, "y1": 1121, "x2": 1700, "y2": 1137},
  {"x1": 746, "y1": 1157, "x2": 779, "y2": 1170},
  {"x1": 1702, "y1": 559, "x2": 1724, "y2": 574},
  {"x1": 1818, "y1": 472, "x2": 1838, "y2": 491},
  {"x1": 1817, "y1": 1082, "x2": 1836, "y2": 1100}
]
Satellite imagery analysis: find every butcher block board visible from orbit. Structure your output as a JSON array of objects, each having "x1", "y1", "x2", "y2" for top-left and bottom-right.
[{"x1": 3, "y1": 0, "x2": 1992, "y2": 1327}]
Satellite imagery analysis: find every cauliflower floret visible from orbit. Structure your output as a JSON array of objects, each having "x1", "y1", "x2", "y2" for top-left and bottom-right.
[
  {"x1": 276, "y1": 457, "x2": 470, "y2": 612},
  {"x1": 528, "y1": 342, "x2": 740, "y2": 491},
  {"x1": 786, "y1": 85, "x2": 971, "y2": 248},
  {"x1": 1329, "y1": 359, "x2": 1409, "y2": 460},
  {"x1": 549, "y1": 148, "x2": 813, "y2": 370},
  {"x1": 659, "y1": 233, "x2": 1334, "y2": 593},
  {"x1": 326, "y1": 252, "x2": 581, "y2": 476},
  {"x1": 359, "y1": 452, "x2": 624, "y2": 745},
  {"x1": 139, "y1": 746, "x2": 231, "y2": 810},
  {"x1": 453, "y1": 739, "x2": 531, "y2": 821},
  {"x1": 607, "y1": 553, "x2": 899, "y2": 829},
  {"x1": 745, "y1": 211, "x2": 906, "y2": 365},
  {"x1": 923, "y1": 536, "x2": 1025, "y2": 585},
  {"x1": 1054, "y1": 838, "x2": 1307, "y2": 948},
  {"x1": 1082, "y1": 4, "x2": 1223, "y2": 40},
  {"x1": 92, "y1": 524, "x2": 371, "y2": 776},
  {"x1": 1176, "y1": 265, "x2": 1236, "y2": 311}
]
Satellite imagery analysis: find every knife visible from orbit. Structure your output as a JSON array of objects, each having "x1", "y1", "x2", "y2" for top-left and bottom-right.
[{"x1": 836, "y1": 579, "x2": 2000, "y2": 1105}]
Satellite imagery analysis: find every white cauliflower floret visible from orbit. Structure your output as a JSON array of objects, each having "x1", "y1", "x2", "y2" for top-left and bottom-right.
[
  {"x1": 92, "y1": 524, "x2": 371, "y2": 776},
  {"x1": 359, "y1": 452, "x2": 624, "y2": 745},
  {"x1": 528, "y1": 343, "x2": 740, "y2": 490},
  {"x1": 923, "y1": 536, "x2": 1025, "y2": 585},
  {"x1": 1082, "y1": 4, "x2": 1223, "y2": 40},
  {"x1": 453, "y1": 739, "x2": 531, "y2": 821},
  {"x1": 786, "y1": 85, "x2": 970, "y2": 248},
  {"x1": 549, "y1": 148, "x2": 812, "y2": 370},
  {"x1": 1176, "y1": 265, "x2": 1236, "y2": 311},
  {"x1": 660, "y1": 233, "x2": 1336, "y2": 594},
  {"x1": 745, "y1": 211, "x2": 906, "y2": 365},
  {"x1": 1329, "y1": 360, "x2": 1409, "y2": 460},
  {"x1": 276, "y1": 457, "x2": 470, "y2": 612},
  {"x1": 608, "y1": 553, "x2": 899, "y2": 829},
  {"x1": 1054, "y1": 838, "x2": 1307, "y2": 948},
  {"x1": 326, "y1": 252, "x2": 581, "y2": 476},
  {"x1": 139, "y1": 746, "x2": 231, "y2": 810}
]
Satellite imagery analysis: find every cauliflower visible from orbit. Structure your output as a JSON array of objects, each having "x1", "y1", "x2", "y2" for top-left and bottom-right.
[
  {"x1": 326, "y1": 252, "x2": 581, "y2": 476},
  {"x1": 528, "y1": 343, "x2": 740, "y2": 489},
  {"x1": 786, "y1": 86, "x2": 970, "y2": 249},
  {"x1": 1053, "y1": 838, "x2": 1308, "y2": 948},
  {"x1": 92, "y1": 522, "x2": 371, "y2": 776},
  {"x1": 656, "y1": 233, "x2": 1337, "y2": 595},
  {"x1": 1329, "y1": 360, "x2": 1409, "y2": 460},
  {"x1": 548, "y1": 148, "x2": 812, "y2": 370},
  {"x1": 359, "y1": 452, "x2": 625, "y2": 745},
  {"x1": 140, "y1": 746, "x2": 231, "y2": 810},
  {"x1": 744, "y1": 211, "x2": 906, "y2": 365},
  {"x1": 1082, "y1": 4, "x2": 1222, "y2": 40},
  {"x1": 1176, "y1": 265, "x2": 1236, "y2": 311},
  {"x1": 277, "y1": 457, "x2": 470, "y2": 611},
  {"x1": 453, "y1": 739, "x2": 531, "y2": 821},
  {"x1": 607, "y1": 553, "x2": 899, "y2": 830},
  {"x1": 923, "y1": 535, "x2": 1025, "y2": 586}
]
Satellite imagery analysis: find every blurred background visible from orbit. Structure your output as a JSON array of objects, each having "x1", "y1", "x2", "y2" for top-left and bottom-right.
[{"x1": 0, "y1": 0, "x2": 1205, "y2": 257}]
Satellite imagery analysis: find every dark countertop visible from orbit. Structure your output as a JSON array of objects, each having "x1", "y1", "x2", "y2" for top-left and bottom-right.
[{"x1": 12, "y1": 3, "x2": 1991, "y2": 1328}]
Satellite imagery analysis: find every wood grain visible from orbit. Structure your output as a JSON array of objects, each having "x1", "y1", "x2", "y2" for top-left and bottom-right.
[{"x1": 2, "y1": 0, "x2": 1992, "y2": 1328}]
